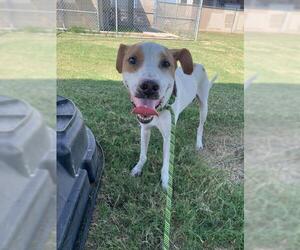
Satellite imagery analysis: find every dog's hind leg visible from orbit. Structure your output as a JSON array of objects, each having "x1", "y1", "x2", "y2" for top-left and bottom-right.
[
  {"x1": 196, "y1": 97, "x2": 208, "y2": 150},
  {"x1": 131, "y1": 126, "x2": 151, "y2": 176},
  {"x1": 195, "y1": 71, "x2": 216, "y2": 150}
]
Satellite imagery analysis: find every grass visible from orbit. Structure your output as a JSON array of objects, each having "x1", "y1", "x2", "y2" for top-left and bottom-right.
[
  {"x1": 57, "y1": 32, "x2": 243, "y2": 83},
  {"x1": 245, "y1": 33, "x2": 300, "y2": 84},
  {"x1": 0, "y1": 32, "x2": 56, "y2": 79},
  {"x1": 244, "y1": 33, "x2": 300, "y2": 250},
  {"x1": 245, "y1": 83, "x2": 300, "y2": 249},
  {"x1": 0, "y1": 32, "x2": 56, "y2": 127},
  {"x1": 57, "y1": 32, "x2": 244, "y2": 249}
]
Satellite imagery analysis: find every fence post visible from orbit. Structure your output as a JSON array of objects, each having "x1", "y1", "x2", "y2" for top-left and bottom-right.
[
  {"x1": 194, "y1": 0, "x2": 203, "y2": 41},
  {"x1": 231, "y1": 8, "x2": 238, "y2": 33},
  {"x1": 115, "y1": 0, "x2": 118, "y2": 37},
  {"x1": 128, "y1": 0, "x2": 134, "y2": 30},
  {"x1": 58, "y1": 0, "x2": 66, "y2": 30},
  {"x1": 153, "y1": 0, "x2": 157, "y2": 27},
  {"x1": 96, "y1": 0, "x2": 101, "y2": 32}
]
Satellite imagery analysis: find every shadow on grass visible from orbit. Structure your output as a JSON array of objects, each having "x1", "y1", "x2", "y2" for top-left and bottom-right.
[
  {"x1": 58, "y1": 79, "x2": 244, "y2": 250},
  {"x1": 0, "y1": 79, "x2": 56, "y2": 127},
  {"x1": 245, "y1": 83, "x2": 300, "y2": 250}
]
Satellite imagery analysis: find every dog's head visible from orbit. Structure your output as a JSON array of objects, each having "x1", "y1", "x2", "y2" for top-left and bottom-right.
[{"x1": 116, "y1": 42, "x2": 193, "y2": 124}]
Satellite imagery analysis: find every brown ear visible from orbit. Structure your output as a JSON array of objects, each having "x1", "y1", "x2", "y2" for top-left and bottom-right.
[
  {"x1": 116, "y1": 44, "x2": 128, "y2": 73},
  {"x1": 171, "y1": 48, "x2": 193, "y2": 75}
]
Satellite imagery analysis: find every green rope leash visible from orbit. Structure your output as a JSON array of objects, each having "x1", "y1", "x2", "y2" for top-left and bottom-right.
[{"x1": 163, "y1": 97, "x2": 176, "y2": 250}]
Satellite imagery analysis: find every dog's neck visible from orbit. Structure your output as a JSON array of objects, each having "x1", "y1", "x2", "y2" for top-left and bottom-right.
[
  {"x1": 158, "y1": 81, "x2": 176, "y2": 112},
  {"x1": 169, "y1": 81, "x2": 177, "y2": 104},
  {"x1": 172, "y1": 81, "x2": 177, "y2": 97}
]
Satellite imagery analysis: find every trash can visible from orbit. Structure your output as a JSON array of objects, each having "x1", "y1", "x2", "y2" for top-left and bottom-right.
[
  {"x1": 57, "y1": 96, "x2": 104, "y2": 250},
  {"x1": 0, "y1": 96, "x2": 56, "y2": 250}
]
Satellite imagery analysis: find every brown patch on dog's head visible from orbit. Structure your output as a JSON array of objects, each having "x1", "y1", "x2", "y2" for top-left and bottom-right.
[
  {"x1": 116, "y1": 44, "x2": 127, "y2": 73},
  {"x1": 170, "y1": 48, "x2": 193, "y2": 75},
  {"x1": 116, "y1": 43, "x2": 144, "y2": 73},
  {"x1": 159, "y1": 50, "x2": 177, "y2": 77}
]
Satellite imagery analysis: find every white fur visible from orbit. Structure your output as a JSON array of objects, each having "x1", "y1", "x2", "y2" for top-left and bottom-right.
[{"x1": 122, "y1": 43, "x2": 215, "y2": 189}]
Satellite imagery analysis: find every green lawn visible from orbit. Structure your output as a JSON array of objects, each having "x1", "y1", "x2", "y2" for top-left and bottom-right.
[
  {"x1": 57, "y1": 32, "x2": 244, "y2": 249},
  {"x1": 245, "y1": 33, "x2": 300, "y2": 84},
  {"x1": 0, "y1": 32, "x2": 56, "y2": 127}
]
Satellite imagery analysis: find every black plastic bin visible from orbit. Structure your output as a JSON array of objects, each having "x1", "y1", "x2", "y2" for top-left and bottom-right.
[
  {"x1": 57, "y1": 96, "x2": 104, "y2": 250},
  {"x1": 0, "y1": 96, "x2": 56, "y2": 250}
]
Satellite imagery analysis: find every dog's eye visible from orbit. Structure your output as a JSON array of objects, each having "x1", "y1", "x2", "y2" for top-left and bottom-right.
[
  {"x1": 128, "y1": 56, "x2": 137, "y2": 65},
  {"x1": 161, "y1": 60, "x2": 170, "y2": 68}
]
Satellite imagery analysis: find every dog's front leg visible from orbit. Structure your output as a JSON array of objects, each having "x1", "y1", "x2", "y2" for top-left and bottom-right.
[
  {"x1": 161, "y1": 133, "x2": 171, "y2": 190},
  {"x1": 131, "y1": 126, "x2": 151, "y2": 176},
  {"x1": 159, "y1": 116, "x2": 172, "y2": 190}
]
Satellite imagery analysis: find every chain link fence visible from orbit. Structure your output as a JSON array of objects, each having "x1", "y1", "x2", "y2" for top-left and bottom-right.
[
  {"x1": 0, "y1": 0, "x2": 55, "y2": 30},
  {"x1": 153, "y1": 1, "x2": 202, "y2": 40},
  {"x1": 57, "y1": 0, "x2": 156, "y2": 33},
  {"x1": 56, "y1": 0, "x2": 202, "y2": 39},
  {"x1": 0, "y1": 0, "x2": 246, "y2": 39},
  {"x1": 57, "y1": 0, "x2": 98, "y2": 30}
]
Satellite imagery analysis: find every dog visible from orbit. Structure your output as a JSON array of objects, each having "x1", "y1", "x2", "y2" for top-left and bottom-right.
[{"x1": 116, "y1": 42, "x2": 217, "y2": 189}]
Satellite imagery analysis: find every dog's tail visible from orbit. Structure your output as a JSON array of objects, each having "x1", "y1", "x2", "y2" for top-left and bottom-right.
[
  {"x1": 244, "y1": 74, "x2": 258, "y2": 90},
  {"x1": 209, "y1": 74, "x2": 218, "y2": 89}
]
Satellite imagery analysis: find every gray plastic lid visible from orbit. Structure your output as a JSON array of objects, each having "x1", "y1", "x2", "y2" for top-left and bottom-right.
[{"x1": 0, "y1": 96, "x2": 56, "y2": 250}]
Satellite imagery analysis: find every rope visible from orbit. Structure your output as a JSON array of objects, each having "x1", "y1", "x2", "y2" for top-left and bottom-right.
[{"x1": 163, "y1": 99, "x2": 176, "y2": 250}]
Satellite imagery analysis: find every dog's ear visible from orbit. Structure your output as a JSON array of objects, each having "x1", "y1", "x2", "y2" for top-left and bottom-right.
[
  {"x1": 116, "y1": 44, "x2": 128, "y2": 73},
  {"x1": 170, "y1": 48, "x2": 193, "y2": 75}
]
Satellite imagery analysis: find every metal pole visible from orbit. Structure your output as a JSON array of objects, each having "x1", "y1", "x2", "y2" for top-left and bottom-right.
[
  {"x1": 231, "y1": 8, "x2": 238, "y2": 33},
  {"x1": 59, "y1": 0, "x2": 66, "y2": 30},
  {"x1": 176, "y1": 2, "x2": 178, "y2": 32},
  {"x1": 153, "y1": 0, "x2": 157, "y2": 27},
  {"x1": 96, "y1": 0, "x2": 101, "y2": 32},
  {"x1": 115, "y1": 0, "x2": 118, "y2": 37},
  {"x1": 194, "y1": 0, "x2": 203, "y2": 41}
]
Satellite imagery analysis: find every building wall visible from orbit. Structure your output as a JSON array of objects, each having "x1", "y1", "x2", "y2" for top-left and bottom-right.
[
  {"x1": 136, "y1": 1, "x2": 245, "y2": 34},
  {"x1": 200, "y1": 7, "x2": 244, "y2": 33},
  {"x1": 244, "y1": 9, "x2": 300, "y2": 33},
  {"x1": 199, "y1": 8, "x2": 300, "y2": 34}
]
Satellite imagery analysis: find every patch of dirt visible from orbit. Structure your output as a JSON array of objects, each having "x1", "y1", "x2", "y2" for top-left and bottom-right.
[{"x1": 202, "y1": 131, "x2": 244, "y2": 182}]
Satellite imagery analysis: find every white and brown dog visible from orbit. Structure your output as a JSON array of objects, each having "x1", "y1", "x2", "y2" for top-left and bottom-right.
[{"x1": 116, "y1": 42, "x2": 217, "y2": 189}]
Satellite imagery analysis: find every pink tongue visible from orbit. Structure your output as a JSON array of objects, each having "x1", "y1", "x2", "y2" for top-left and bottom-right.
[{"x1": 132, "y1": 97, "x2": 160, "y2": 116}]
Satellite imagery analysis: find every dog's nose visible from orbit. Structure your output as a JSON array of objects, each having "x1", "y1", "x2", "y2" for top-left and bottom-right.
[{"x1": 138, "y1": 80, "x2": 160, "y2": 98}]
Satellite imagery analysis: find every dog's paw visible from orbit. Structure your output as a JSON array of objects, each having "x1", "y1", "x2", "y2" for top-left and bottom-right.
[
  {"x1": 161, "y1": 175, "x2": 169, "y2": 190},
  {"x1": 196, "y1": 139, "x2": 205, "y2": 151},
  {"x1": 196, "y1": 143, "x2": 204, "y2": 151},
  {"x1": 130, "y1": 166, "x2": 142, "y2": 177},
  {"x1": 162, "y1": 182, "x2": 168, "y2": 191}
]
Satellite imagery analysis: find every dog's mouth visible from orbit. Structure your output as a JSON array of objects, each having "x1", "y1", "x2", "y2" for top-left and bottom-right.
[{"x1": 131, "y1": 96, "x2": 162, "y2": 124}]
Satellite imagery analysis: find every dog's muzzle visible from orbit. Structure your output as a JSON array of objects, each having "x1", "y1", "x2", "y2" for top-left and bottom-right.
[
  {"x1": 130, "y1": 81, "x2": 176, "y2": 124},
  {"x1": 131, "y1": 96, "x2": 162, "y2": 124}
]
